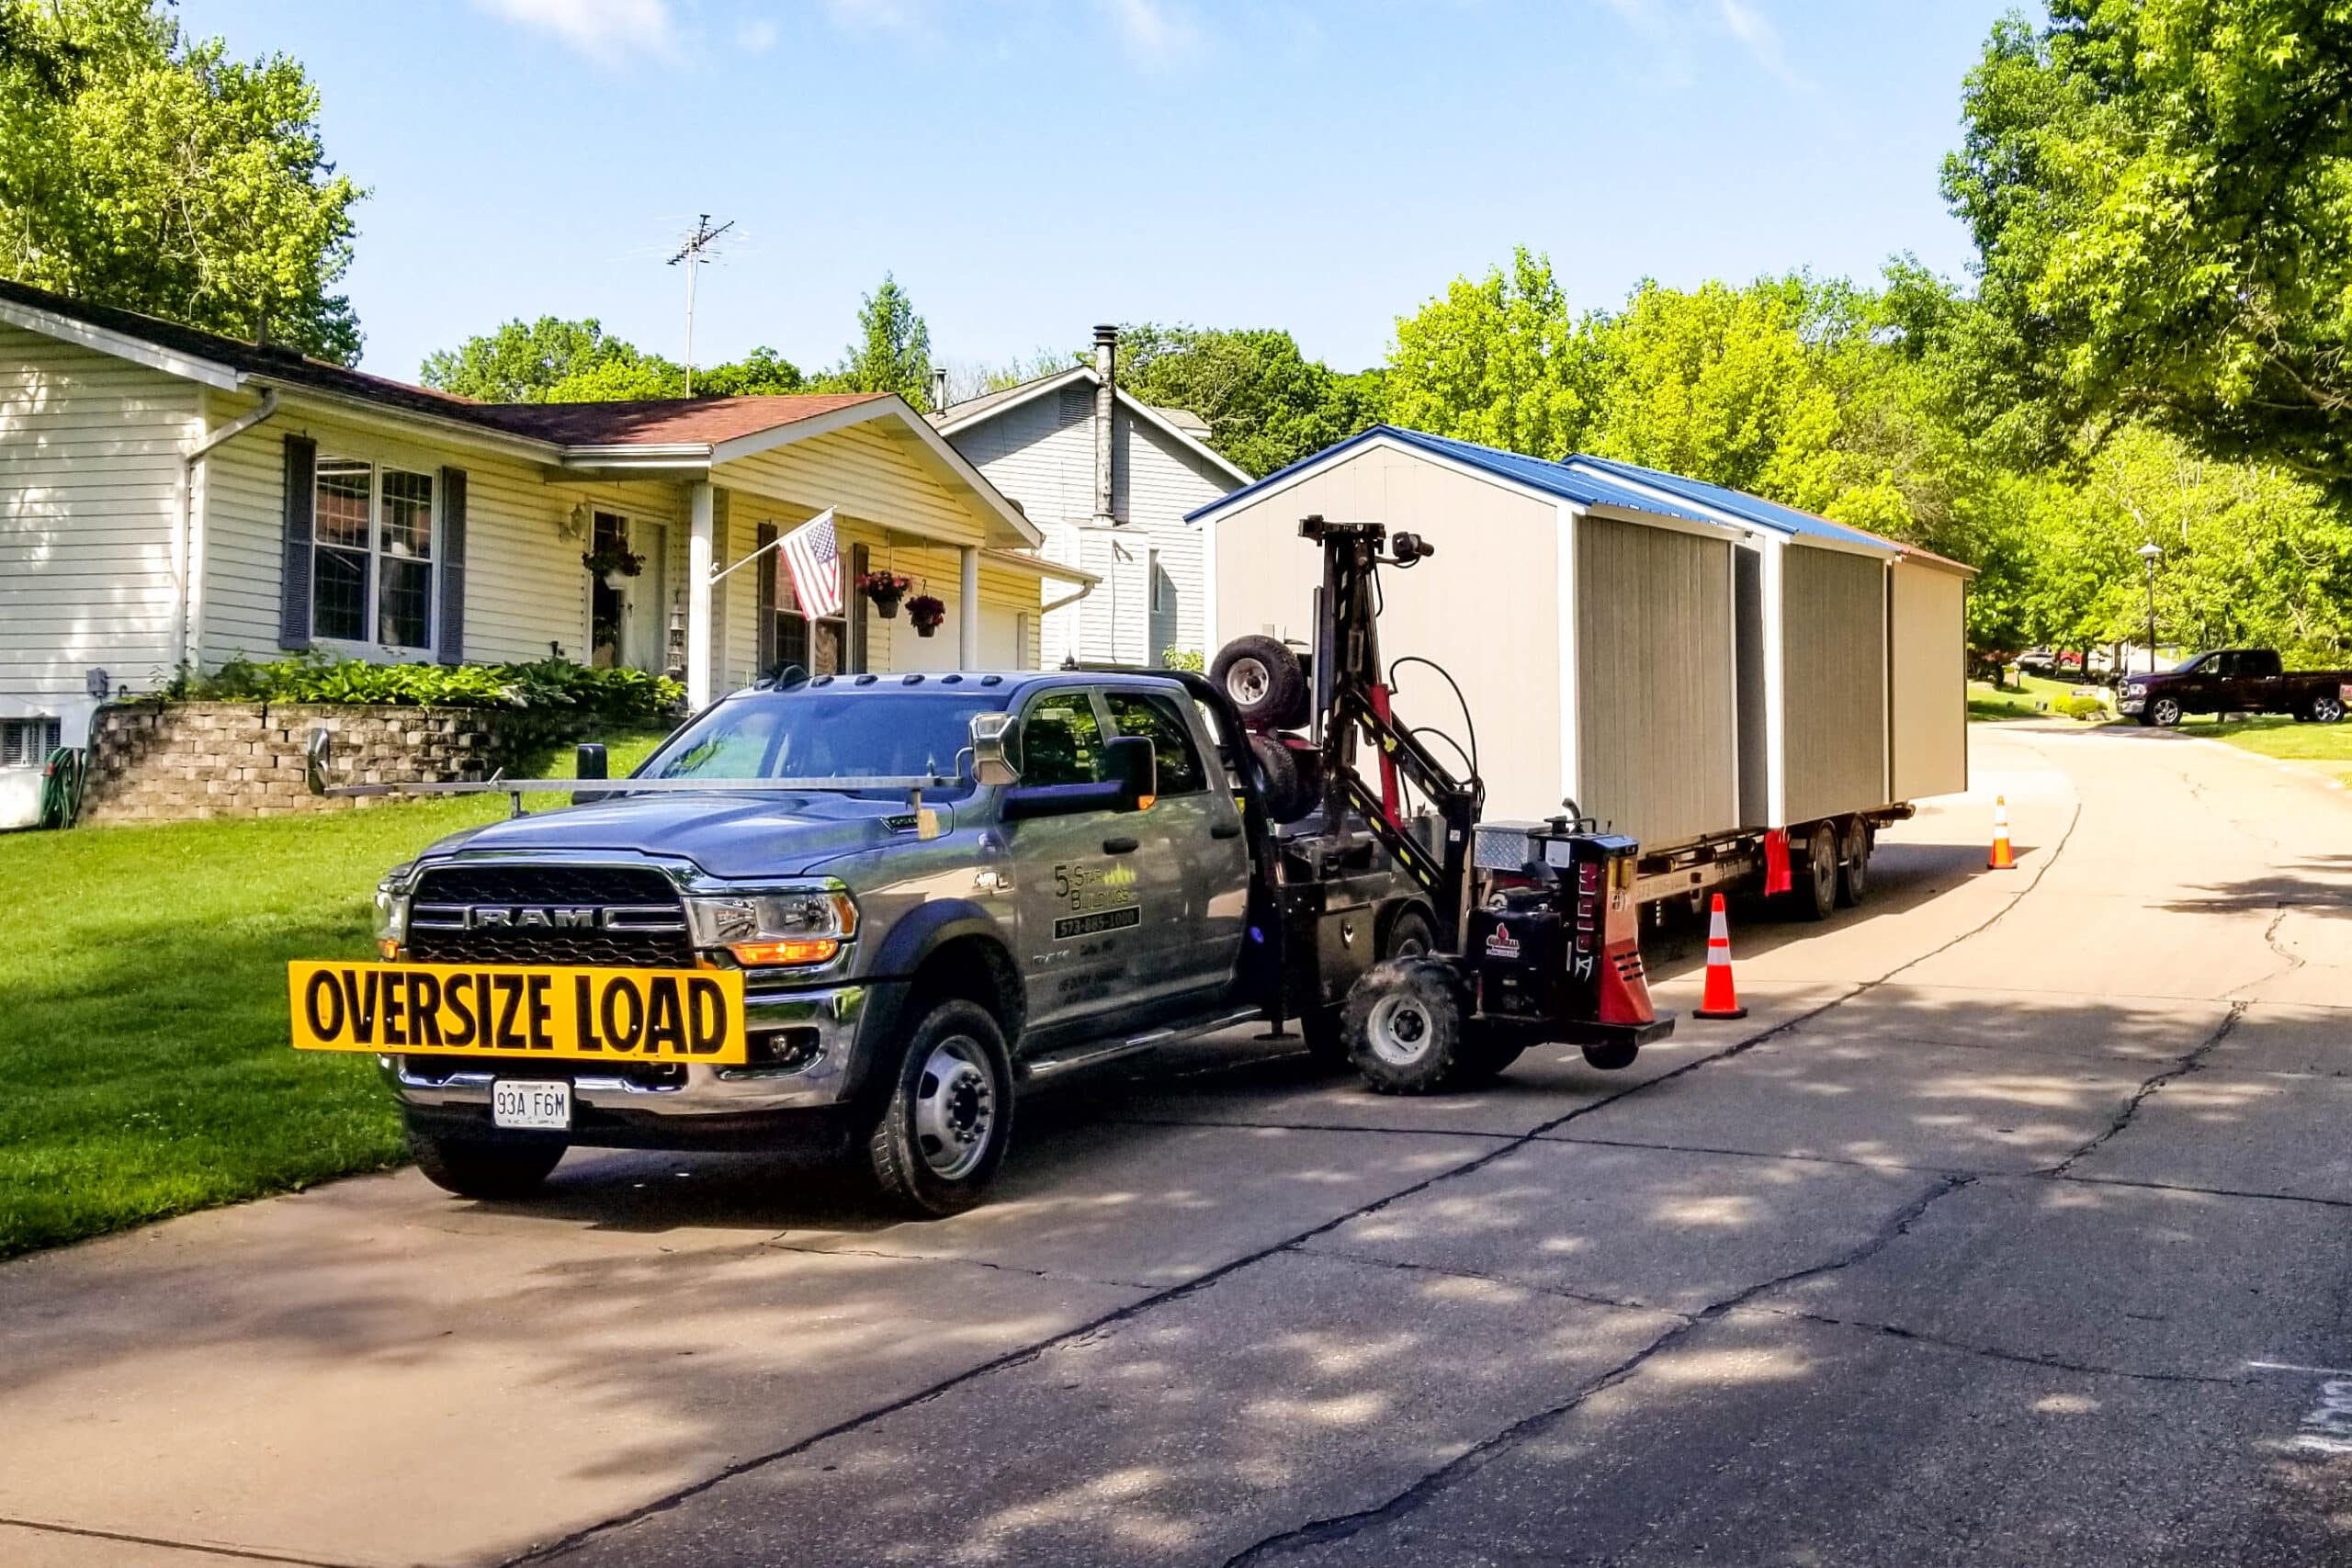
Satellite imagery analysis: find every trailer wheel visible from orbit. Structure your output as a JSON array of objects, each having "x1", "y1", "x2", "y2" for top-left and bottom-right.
[
  {"x1": 1212, "y1": 636, "x2": 1309, "y2": 730},
  {"x1": 1787, "y1": 824, "x2": 1838, "y2": 921},
  {"x1": 1836, "y1": 816, "x2": 1871, "y2": 908},
  {"x1": 1346, "y1": 957, "x2": 1467, "y2": 1095},
  {"x1": 1248, "y1": 733, "x2": 1314, "y2": 823}
]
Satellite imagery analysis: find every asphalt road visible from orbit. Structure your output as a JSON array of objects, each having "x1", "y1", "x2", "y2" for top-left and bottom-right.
[{"x1": 5, "y1": 721, "x2": 2351, "y2": 1567}]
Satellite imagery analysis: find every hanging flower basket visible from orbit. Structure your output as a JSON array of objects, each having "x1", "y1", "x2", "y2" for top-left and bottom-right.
[
  {"x1": 907, "y1": 594, "x2": 947, "y2": 638},
  {"x1": 582, "y1": 543, "x2": 644, "y2": 589},
  {"x1": 858, "y1": 570, "x2": 913, "y2": 619}
]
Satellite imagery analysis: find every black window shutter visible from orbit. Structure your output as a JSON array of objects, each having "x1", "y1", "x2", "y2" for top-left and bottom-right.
[
  {"x1": 755, "y1": 523, "x2": 779, "y2": 675},
  {"x1": 436, "y1": 468, "x2": 468, "y2": 665},
  {"x1": 277, "y1": 434, "x2": 317, "y2": 649}
]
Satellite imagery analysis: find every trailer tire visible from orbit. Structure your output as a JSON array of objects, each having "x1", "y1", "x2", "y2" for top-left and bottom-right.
[
  {"x1": 1212, "y1": 636, "x2": 1309, "y2": 730},
  {"x1": 1836, "y1": 816, "x2": 1871, "y2": 908},
  {"x1": 1346, "y1": 957, "x2": 1468, "y2": 1095},
  {"x1": 408, "y1": 1122, "x2": 566, "y2": 1201},
  {"x1": 1787, "y1": 824, "x2": 1838, "y2": 922},
  {"x1": 1249, "y1": 733, "x2": 1313, "y2": 824}
]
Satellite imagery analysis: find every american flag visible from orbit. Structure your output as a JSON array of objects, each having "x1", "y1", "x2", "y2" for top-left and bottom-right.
[{"x1": 778, "y1": 508, "x2": 843, "y2": 618}]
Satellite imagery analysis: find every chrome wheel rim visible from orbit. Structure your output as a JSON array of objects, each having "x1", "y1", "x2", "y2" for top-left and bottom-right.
[
  {"x1": 2154, "y1": 698, "x2": 2180, "y2": 725},
  {"x1": 1227, "y1": 656, "x2": 1272, "y2": 707},
  {"x1": 1365, "y1": 993, "x2": 1436, "y2": 1067},
  {"x1": 2317, "y1": 696, "x2": 2345, "y2": 723},
  {"x1": 912, "y1": 1035, "x2": 996, "y2": 1180}
]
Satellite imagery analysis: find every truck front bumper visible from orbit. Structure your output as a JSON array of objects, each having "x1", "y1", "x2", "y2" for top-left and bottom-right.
[
  {"x1": 385, "y1": 978, "x2": 908, "y2": 1148},
  {"x1": 2117, "y1": 694, "x2": 2146, "y2": 715}
]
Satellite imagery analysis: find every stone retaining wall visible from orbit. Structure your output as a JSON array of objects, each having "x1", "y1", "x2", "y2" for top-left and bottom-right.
[{"x1": 82, "y1": 703, "x2": 572, "y2": 824}]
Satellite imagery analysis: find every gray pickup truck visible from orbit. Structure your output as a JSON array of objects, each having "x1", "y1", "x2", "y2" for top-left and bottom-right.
[{"x1": 365, "y1": 670, "x2": 1433, "y2": 1214}]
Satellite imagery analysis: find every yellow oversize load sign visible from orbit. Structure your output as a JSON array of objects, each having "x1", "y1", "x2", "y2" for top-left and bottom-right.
[{"x1": 288, "y1": 961, "x2": 749, "y2": 1064}]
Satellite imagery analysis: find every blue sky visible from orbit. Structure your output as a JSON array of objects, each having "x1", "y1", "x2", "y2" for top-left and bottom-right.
[{"x1": 178, "y1": 1, "x2": 2028, "y2": 385}]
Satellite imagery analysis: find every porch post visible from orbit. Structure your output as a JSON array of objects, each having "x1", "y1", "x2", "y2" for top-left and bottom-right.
[
  {"x1": 958, "y1": 545, "x2": 980, "y2": 671},
  {"x1": 686, "y1": 481, "x2": 715, "y2": 708}
]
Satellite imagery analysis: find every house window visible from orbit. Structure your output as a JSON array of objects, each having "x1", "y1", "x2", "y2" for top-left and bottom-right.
[
  {"x1": 312, "y1": 458, "x2": 434, "y2": 650},
  {"x1": 774, "y1": 560, "x2": 848, "y2": 677},
  {"x1": 1148, "y1": 548, "x2": 1164, "y2": 612},
  {"x1": 1, "y1": 716, "x2": 62, "y2": 766}
]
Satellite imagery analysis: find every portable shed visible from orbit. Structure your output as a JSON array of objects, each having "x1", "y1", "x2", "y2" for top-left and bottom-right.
[{"x1": 1190, "y1": 427, "x2": 1969, "y2": 856}]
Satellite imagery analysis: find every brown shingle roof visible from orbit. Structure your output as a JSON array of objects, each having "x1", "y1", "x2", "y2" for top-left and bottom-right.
[{"x1": 467, "y1": 393, "x2": 885, "y2": 447}]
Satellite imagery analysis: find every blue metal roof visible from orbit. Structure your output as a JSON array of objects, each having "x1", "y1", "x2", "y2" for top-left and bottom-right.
[
  {"x1": 1563, "y1": 454, "x2": 1897, "y2": 555},
  {"x1": 1182, "y1": 425, "x2": 1723, "y2": 528}
]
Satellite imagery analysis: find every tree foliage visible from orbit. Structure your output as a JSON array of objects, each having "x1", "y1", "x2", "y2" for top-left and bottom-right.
[
  {"x1": 1115, "y1": 324, "x2": 1384, "y2": 478},
  {"x1": 0, "y1": 0, "x2": 365, "y2": 361},
  {"x1": 1947, "y1": 1, "x2": 2352, "y2": 484},
  {"x1": 817, "y1": 273, "x2": 933, "y2": 409},
  {"x1": 419, "y1": 316, "x2": 802, "y2": 402},
  {"x1": 1386, "y1": 247, "x2": 1601, "y2": 459}
]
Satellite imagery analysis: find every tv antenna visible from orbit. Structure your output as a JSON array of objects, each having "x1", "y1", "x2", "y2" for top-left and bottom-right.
[{"x1": 667, "y1": 213, "x2": 735, "y2": 396}]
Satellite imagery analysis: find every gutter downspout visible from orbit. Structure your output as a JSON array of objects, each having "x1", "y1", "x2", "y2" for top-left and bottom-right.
[{"x1": 176, "y1": 388, "x2": 281, "y2": 672}]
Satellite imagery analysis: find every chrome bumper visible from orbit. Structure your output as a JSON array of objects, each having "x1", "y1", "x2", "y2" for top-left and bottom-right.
[
  {"x1": 2117, "y1": 694, "x2": 2146, "y2": 714},
  {"x1": 385, "y1": 981, "x2": 888, "y2": 1120}
]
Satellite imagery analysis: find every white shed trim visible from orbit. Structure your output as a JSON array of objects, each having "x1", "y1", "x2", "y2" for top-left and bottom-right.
[{"x1": 1555, "y1": 502, "x2": 1581, "y2": 810}]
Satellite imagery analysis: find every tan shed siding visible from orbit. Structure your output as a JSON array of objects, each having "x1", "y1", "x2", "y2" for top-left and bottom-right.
[
  {"x1": 1890, "y1": 560, "x2": 1968, "y2": 800},
  {"x1": 1781, "y1": 545, "x2": 1890, "y2": 823},
  {"x1": 203, "y1": 398, "x2": 679, "y2": 670},
  {"x1": 1574, "y1": 517, "x2": 1739, "y2": 848},
  {"x1": 1210, "y1": 445, "x2": 1564, "y2": 820},
  {"x1": 0, "y1": 322, "x2": 198, "y2": 696}
]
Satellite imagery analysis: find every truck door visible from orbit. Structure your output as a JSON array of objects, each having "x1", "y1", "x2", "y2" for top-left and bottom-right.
[
  {"x1": 2240, "y1": 649, "x2": 2283, "y2": 711},
  {"x1": 1001, "y1": 686, "x2": 1152, "y2": 1037},
  {"x1": 1104, "y1": 687, "x2": 1250, "y2": 1007}
]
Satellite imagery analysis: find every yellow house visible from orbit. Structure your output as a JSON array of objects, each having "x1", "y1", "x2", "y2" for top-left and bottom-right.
[{"x1": 0, "y1": 277, "x2": 1088, "y2": 770}]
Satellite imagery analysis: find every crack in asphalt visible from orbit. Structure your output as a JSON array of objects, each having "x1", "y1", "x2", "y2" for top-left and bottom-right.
[
  {"x1": 2046, "y1": 1001, "x2": 2249, "y2": 1177},
  {"x1": 759, "y1": 1239, "x2": 1153, "y2": 1293},
  {"x1": 1725, "y1": 1303, "x2": 2242, "y2": 1386},
  {"x1": 0, "y1": 1515, "x2": 367, "y2": 1568},
  {"x1": 2056, "y1": 1171, "x2": 2352, "y2": 1212},
  {"x1": 1218, "y1": 1175, "x2": 1980, "y2": 1566},
  {"x1": 1295, "y1": 1244, "x2": 1667, "y2": 1317}
]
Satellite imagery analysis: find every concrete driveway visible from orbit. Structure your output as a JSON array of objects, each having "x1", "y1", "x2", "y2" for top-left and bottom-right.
[{"x1": 5, "y1": 721, "x2": 2350, "y2": 1566}]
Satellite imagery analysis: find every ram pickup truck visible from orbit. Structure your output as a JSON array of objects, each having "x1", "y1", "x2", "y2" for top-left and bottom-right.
[
  {"x1": 337, "y1": 669, "x2": 1434, "y2": 1215},
  {"x1": 2118, "y1": 649, "x2": 2351, "y2": 727}
]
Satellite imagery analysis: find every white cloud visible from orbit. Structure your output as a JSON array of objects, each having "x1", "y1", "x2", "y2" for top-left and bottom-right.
[
  {"x1": 821, "y1": 0, "x2": 940, "y2": 38},
  {"x1": 476, "y1": 0, "x2": 676, "y2": 62},
  {"x1": 1714, "y1": 0, "x2": 1806, "y2": 88},
  {"x1": 1099, "y1": 0, "x2": 1204, "y2": 66},
  {"x1": 739, "y1": 16, "x2": 780, "y2": 52}
]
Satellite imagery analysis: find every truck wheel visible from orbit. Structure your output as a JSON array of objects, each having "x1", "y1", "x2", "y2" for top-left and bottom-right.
[
  {"x1": 1787, "y1": 825, "x2": 1838, "y2": 921},
  {"x1": 1580, "y1": 1039, "x2": 1641, "y2": 1071},
  {"x1": 408, "y1": 1122, "x2": 566, "y2": 1201},
  {"x1": 1836, "y1": 816, "x2": 1871, "y2": 908},
  {"x1": 1249, "y1": 733, "x2": 1313, "y2": 823},
  {"x1": 1346, "y1": 957, "x2": 1467, "y2": 1095},
  {"x1": 2150, "y1": 695, "x2": 2183, "y2": 727},
  {"x1": 2312, "y1": 693, "x2": 2346, "y2": 724},
  {"x1": 864, "y1": 998, "x2": 1015, "y2": 1218},
  {"x1": 1212, "y1": 636, "x2": 1309, "y2": 730}
]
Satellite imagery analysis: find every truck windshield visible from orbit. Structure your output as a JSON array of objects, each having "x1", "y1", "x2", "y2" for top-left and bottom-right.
[{"x1": 639, "y1": 689, "x2": 1007, "y2": 795}]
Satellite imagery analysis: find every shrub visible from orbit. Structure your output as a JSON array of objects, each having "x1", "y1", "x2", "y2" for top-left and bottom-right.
[
  {"x1": 2054, "y1": 694, "x2": 2109, "y2": 722},
  {"x1": 1160, "y1": 648, "x2": 1205, "y2": 672},
  {"x1": 190, "y1": 652, "x2": 684, "y2": 720}
]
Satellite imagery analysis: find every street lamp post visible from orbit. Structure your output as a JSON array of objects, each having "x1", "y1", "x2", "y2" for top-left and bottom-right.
[{"x1": 2138, "y1": 541, "x2": 2163, "y2": 674}]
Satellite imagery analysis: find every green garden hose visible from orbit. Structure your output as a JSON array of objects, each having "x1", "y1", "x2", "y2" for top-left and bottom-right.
[{"x1": 37, "y1": 747, "x2": 85, "y2": 829}]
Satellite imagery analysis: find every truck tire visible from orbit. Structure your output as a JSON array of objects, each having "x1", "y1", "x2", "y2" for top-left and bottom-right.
[
  {"x1": 1249, "y1": 732, "x2": 1313, "y2": 824},
  {"x1": 1836, "y1": 816, "x2": 1871, "y2": 908},
  {"x1": 1346, "y1": 957, "x2": 1468, "y2": 1095},
  {"x1": 2150, "y1": 694, "x2": 2183, "y2": 727},
  {"x1": 2311, "y1": 692, "x2": 2346, "y2": 724},
  {"x1": 1213, "y1": 637, "x2": 1309, "y2": 730},
  {"x1": 1301, "y1": 906, "x2": 1439, "y2": 1068},
  {"x1": 408, "y1": 1122, "x2": 566, "y2": 1201},
  {"x1": 1786, "y1": 824, "x2": 1838, "y2": 921},
  {"x1": 863, "y1": 998, "x2": 1015, "y2": 1217}
]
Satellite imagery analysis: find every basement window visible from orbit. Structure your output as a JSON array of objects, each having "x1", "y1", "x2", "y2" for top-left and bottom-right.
[{"x1": 0, "y1": 717, "x2": 62, "y2": 767}]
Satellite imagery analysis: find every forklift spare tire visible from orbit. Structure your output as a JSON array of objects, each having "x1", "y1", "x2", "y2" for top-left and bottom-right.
[
  {"x1": 1346, "y1": 957, "x2": 1468, "y2": 1094},
  {"x1": 1213, "y1": 636, "x2": 1309, "y2": 730},
  {"x1": 1249, "y1": 733, "x2": 1314, "y2": 823}
]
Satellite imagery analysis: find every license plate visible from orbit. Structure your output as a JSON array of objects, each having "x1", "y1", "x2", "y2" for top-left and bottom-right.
[
  {"x1": 493, "y1": 1078, "x2": 572, "y2": 1131},
  {"x1": 288, "y1": 961, "x2": 748, "y2": 1064}
]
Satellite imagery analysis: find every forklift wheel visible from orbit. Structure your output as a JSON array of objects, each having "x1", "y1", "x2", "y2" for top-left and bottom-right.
[
  {"x1": 1346, "y1": 957, "x2": 1468, "y2": 1094},
  {"x1": 1213, "y1": 636, "x2": 1310, "y2": 730},
  {"x1": 1579, "y1": 1039, "x2": 1640, "y2": 1071}
]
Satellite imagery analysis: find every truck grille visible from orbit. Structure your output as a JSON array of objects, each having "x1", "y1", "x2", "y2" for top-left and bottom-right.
[{"x1": 406, "y1": 863, "x2": 695, "y2": 967}]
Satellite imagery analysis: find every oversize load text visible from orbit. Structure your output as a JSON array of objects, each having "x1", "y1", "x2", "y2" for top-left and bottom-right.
[{"x1": 288, "y1": 962, "x2": 748, "y2": 1063}]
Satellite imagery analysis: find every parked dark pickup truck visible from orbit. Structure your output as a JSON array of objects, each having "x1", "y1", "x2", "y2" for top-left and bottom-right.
[{"x1": 2119, "y1": 649, "x2": 2351, "y2": 726}]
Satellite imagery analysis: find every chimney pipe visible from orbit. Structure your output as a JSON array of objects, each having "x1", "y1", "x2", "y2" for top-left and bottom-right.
[
  {"x1": 1092, "y1": 323, "x2": 1116, "y2": 523},
  {"x1": 930, "y1": 365, "x2": 948, "y2": 415}
]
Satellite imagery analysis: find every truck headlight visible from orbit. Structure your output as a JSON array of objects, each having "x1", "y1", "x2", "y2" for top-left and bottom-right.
[
  {"x1": 685, "y1": 885, "x2": 858, "y2": 967},
  {"x1": 374, "y1": 868, "x2": 413, "y2": 956}
]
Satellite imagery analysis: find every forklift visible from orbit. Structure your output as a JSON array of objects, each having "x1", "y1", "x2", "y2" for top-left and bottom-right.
[{"x1": 1210, "y1": 515, "x2": 1676, "y2": 1094}]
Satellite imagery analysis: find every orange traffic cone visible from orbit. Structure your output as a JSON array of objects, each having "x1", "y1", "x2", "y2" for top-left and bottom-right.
[
  {"x1": 1988, "y1": 795, "x2": 2015, "y2": 870},
  {"x1": 1695, "y1": 893, "x2": 1747, "y2": 1020}
]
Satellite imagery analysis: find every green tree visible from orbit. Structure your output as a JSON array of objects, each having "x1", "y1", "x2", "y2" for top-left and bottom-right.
[
  {"x1": 1947, "y1": 2, "x2": 2352, "y2": 483},
  {"x1": 818, "y1": 273, "x2": 933, "y2": 409},
  {"x1": 421, "y1": 316, "x2": 802, "y2": 402},
  {"x1": 1385, "y1": 246, "x2": 1604, "y2": 458},
  {"x1": 1116, "y1": 324, "x2": 1385, "y2": 478},
  {"x1": 0, "y1": 0, "x2": 365, "y2": 361}
]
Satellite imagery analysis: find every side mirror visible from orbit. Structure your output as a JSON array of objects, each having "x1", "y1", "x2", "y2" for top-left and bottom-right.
[
  {"x1": 304, "y1": 728, "x2": 332, "y2": 795},
  {"x1": 968, "y1": 711, "x2": 1020, "y2": 787},
  {"x1": 1101, "y1": 734, "x2": 1157, "y2": 811},
  {"x1": 571, "y1": 742, "x2": 607, "y2": 807}
]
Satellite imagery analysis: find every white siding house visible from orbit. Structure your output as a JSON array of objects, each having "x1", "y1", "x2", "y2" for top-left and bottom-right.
[{"x1": 935, "y1": 327, "x2": 1250, "y2": 667}]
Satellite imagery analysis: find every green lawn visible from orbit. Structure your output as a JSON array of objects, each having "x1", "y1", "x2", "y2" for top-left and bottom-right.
[
  {"x1": 2177, "y1": 714, "x2": 2352, "y2": 781},
  {"x1": 0, "y1": 724, "x2": 673, "y2": 1259},
  {"x1": 1968, "y1": 671, "x2": 2090, "y2": 721}
]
